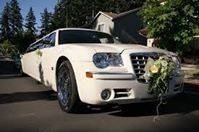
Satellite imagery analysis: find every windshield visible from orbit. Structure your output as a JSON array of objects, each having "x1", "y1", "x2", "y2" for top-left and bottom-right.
[{"x1": 59, "y1": 30, "x2": 114, "y2": 44}]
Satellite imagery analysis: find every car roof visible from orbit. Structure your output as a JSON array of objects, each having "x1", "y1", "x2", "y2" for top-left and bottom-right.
[
  {"x1": 29, "y1": 28, "x2": 112, "y2": 47},
  {"x1": 56, "y1": 28, "x2": 107, "y2": 33}
]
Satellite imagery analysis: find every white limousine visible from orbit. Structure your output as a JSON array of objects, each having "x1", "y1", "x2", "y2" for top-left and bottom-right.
[{"x1": 21, "y1": 28, "x2": 184, "y2": 112}]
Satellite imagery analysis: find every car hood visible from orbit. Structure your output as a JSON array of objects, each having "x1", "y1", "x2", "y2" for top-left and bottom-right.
[
  {"x1": 69, "y1": 43, "x2": 174, "y2": 55},
  {"x1": 59, "y1": 43, "x2": 175, "y2": 61}
]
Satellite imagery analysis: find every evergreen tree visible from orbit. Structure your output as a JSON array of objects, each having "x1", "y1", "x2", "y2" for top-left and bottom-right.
[
  {"x1": 51, "y1": 0, "x2": 69, "y2": 30},
  {"x1": 0, "y1": 3, "x2": 11, "y2": 41},
  {"x1": 23, "y1": 7, "x2": 37, "y2": 52},
  {"x1": 40, "y1": 8, "x2": 52, "y2": 36},
  {"x1": 25, "y1": 7, "x2": 36, "y2": 36},
  {"x1": 52, "y1": 0, "x2": 94, "y2": 28},
  {"x1": 50, "y1": 0, "x2": 145, "y2": 28},
  {"x1": 10, "y1": 0, "x2": 23, "y2": 36},
  {"x1": 9, "y1": 0, "x2": 23, "y2": 52}
]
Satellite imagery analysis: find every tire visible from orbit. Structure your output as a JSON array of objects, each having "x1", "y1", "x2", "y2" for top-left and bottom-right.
[{"x1": 56, "y1": 60, "x2": 82, "y2": 113}]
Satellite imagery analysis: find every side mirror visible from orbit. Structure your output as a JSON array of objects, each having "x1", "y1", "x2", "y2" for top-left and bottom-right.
[{"x1": 20, "y1": 54, "x2": 23, "y2": 58}]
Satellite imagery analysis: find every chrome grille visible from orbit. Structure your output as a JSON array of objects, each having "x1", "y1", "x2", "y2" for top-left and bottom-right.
[{"x1": 131, "y1": 52, "x2": 160, "y2": 83}]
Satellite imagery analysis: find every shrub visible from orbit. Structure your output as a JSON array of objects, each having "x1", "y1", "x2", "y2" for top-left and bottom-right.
[
  {"x1": 0, "y1": 40, "x2": 19, "y2": 58},
  {"x1": 139, "y1": 0, "x2": 199, "y2": 55}
]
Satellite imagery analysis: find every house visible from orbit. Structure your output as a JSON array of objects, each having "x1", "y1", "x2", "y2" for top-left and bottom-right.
[{"x1": 92, "y1": 8, "x2": 147, "y2": 45}]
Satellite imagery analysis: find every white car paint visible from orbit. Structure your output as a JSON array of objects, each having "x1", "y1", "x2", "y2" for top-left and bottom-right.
[{"x1": 21, "y1": 28, "x2": 184, "y2": 105}]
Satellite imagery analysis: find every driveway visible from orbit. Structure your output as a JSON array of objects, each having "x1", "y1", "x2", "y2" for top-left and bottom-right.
[{"x1": 0, "y1": 77, "x2": 199, "y2": 132}]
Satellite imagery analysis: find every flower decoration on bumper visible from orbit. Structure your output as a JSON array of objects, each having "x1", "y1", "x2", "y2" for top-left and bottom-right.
[{"x1": 143, "y1": 55, "x2": 176, "y2": 97}]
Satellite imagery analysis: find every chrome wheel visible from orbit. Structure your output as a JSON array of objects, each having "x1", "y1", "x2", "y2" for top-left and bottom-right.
[
  {"x1": 56, "y1": 60, "x2": 82, "y2": 113},
  {"x1": 57, "y1": 65, "x2": 71, "y2": 108}
]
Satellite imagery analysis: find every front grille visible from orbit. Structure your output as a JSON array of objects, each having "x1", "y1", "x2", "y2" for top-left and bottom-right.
[{"x1": 131, "y1": 52, "x2": 160, "y2": 83}]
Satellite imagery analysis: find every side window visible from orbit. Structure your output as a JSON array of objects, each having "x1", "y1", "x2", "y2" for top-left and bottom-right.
[
  {"x1": 42, "y1": 33, "x2": 56, "y2": 48},
  {"x1": 26, "y1": 43, "x2": 37, "y2": 53},
  {"x1": 26, "y1": 40, "x2": 43, "y2": 53},
  {"x1": 49, "y1": 33, "x2": 56, "y2": 45},
  {"x1": 26, "y1": 32, "x2": 56, "y2": 52},
  {"x1": 36, "y1": 40, "x2": 44, "y2": 49}
]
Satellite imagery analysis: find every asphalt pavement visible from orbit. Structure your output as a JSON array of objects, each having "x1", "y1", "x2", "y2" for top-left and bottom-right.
[{"x1": 0, "y1": 77, "x2": 199, "y2": 132}]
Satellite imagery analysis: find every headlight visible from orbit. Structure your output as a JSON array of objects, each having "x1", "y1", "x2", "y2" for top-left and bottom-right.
[
  {"x1": 93, "y1": 53, "x2": 123, "y2": 68},
  {"x1": 172, "y1": 56, "x2": 181, "y2": 68}
]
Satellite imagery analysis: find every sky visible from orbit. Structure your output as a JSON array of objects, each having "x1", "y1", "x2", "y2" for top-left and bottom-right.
[{"x1": 0, "y1": 0, "x2": 57, "y2": 28}]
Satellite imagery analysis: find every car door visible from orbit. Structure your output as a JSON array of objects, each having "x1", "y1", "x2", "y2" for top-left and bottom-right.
[
  {"x1": 38, "y1": 32, "x2": 56, "y2": 86},
  {"x1": 21, "y1": 40, "x2": 43, "y2": 80}
]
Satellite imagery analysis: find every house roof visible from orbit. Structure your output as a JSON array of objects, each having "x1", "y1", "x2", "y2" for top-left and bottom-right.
[
  {"x1": 113, "y1": 8, "x2": 141, "y2": 20},
  {"x1": 102, "y1": 12, "x2": 118, "y2": 18},
  {"x1": 93, "y1": 8, "x2": 141, "y2": 22}
]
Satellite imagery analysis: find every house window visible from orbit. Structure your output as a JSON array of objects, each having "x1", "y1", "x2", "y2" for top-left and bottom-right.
[{"x1": 98, "y1": 24, "x2": 105, "y2": 32}]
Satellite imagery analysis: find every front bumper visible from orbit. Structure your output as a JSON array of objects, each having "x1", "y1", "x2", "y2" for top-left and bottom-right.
[{"x1": 78, "y1": 71, "x2": 184, "y2": 105}]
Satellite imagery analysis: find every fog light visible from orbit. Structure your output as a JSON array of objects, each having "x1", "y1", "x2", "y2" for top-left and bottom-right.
[{"x1": 101, "y1": 89, "x2": 111, "y2": 100}]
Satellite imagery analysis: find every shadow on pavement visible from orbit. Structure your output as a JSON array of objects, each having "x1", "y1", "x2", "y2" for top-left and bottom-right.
[
  {"x1": 184, "y1": 83, "x2": 199, "y2": 93},
  {"x1": 0, "y1": 90, "x2": 57, "y2": 104},
  {"x1": 109, "y1": 93, "x2": 199, "y2": 117},
  {"x1": 1, "y1": 87, "x2": 199, "y2": 118},
  {"x1": 74, "y1": 93, "x2": 199, "y2": 117}
]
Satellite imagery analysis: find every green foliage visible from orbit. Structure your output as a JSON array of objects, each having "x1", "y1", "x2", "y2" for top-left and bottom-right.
[
  {"x1": 0, "y1": 0, "x2": 145, "y2": 53},
  {"x1": 0, "y1": 0, "x2": 24, "y2": 53},
  {"x1": 0, "y1": 2, "x2": 11, "y2": 40},
  {"x1": 40, "y1": 8, "x2": 52, "y2": 36},
  {"x1": 144, "y1": 56, "x2": 176, "y2": 121},
  {"x1": 0, "y1": 40, "x2": 19, "y2": 58},
  {"x1": 10, "y1": 0, "x2": 23, "y2": 36},
  {"x1": 144, "y1": 56, "x2": 176, "y2": 97},
  {"x1": 51, "y1": 0, "x2": 145, "y2": 28},
  {"x1": 8, "y1": 0, "x2": 24, "y2": 53},
  {"x1": 139, "y1": 0, "x2": 199, "y2": 55},
  {"x1": 24, "y1": 7, "x2": 37, "y2": 50},
  {"x1": 25, "y1": 7, "x2": 37, "y2": 36}
]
